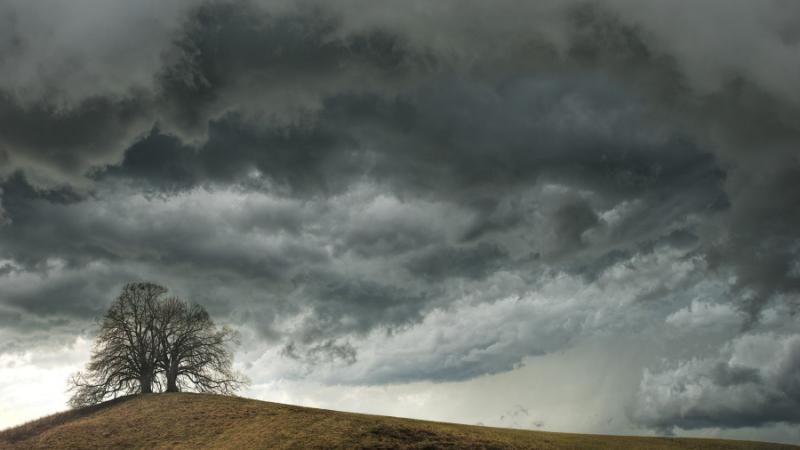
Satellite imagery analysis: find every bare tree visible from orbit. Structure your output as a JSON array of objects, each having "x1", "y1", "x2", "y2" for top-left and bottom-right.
[
  {"x1": 68, "y1": 283, "x2": 246, "y2": 408},
  {"x1": 155, "y1": 297, "x2": 246, "y2": 394},
  {"x1": 68, "y1": 282, "x2": 165, "y2": 408}
]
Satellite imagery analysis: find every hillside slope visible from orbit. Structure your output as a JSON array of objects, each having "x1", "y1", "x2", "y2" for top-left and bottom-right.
[{"x1": 0, "y1": 393, "x2": 796, "y2": 450}]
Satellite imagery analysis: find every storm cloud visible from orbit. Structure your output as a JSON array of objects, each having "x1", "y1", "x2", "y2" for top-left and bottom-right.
[
  {"x1": 635, "y1": 332, "x2": 800, "y2": 431},
  {"x1": 1, "y1": 0, "x2": 799, "y2": 440}
]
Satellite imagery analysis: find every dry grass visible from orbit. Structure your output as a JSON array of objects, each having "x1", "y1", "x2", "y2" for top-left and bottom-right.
[{"x1": 0, "y1": 393, "x2": 796, "y2": 450}]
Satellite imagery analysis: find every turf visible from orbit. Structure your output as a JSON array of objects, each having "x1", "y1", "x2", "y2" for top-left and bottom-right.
[{"x1": 0, "y1": 393, "x2": 796, "y2": 449}]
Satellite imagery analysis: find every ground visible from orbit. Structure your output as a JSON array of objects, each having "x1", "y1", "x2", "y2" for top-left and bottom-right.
[{"x1": 0, "y1": 393, "x2": 796, "y2": 450}]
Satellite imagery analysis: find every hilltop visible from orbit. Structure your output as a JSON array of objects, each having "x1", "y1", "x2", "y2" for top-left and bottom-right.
[{"x1": 0, "y1": 393, "x2": 796, "y2": 450}]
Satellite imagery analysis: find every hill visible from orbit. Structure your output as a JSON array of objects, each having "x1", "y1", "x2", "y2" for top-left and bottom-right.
[{"x1": 0, "y1": 393, "x2": 796, "y2": 450}]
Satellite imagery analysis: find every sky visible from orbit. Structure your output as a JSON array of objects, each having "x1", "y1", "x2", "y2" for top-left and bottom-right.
[{"x1": 1, "y1": 0, "x2": 800, "y2": 444}]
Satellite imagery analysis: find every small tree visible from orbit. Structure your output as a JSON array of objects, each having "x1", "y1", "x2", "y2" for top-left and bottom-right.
[{"x1": 68, "y1": 283, "x2": 246, "y2": 408}]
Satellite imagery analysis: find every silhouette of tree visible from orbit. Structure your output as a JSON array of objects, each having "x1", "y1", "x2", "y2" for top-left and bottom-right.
[
  {"x1": 67, "y1": 283, "x2": 246, "y2": 408},
  {"x1": 156, "y1": 296, "x2": 245, "y2": 394},
  {"x1": 68, "y1": 283, "x2": 164, "y2": 407}
]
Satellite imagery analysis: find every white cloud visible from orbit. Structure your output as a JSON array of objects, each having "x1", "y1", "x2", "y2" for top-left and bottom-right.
[
  {"x1": 237, "y1": 246, "x2": 704, "y2": 384},
  {"x1": 666, "y1": 299, "x2": 743, "y2": 330},
  {"x1": 0, "y1": 337, "x2": 91, "y2": 429}
]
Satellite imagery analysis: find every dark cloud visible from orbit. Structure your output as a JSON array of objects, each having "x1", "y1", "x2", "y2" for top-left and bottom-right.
[
  {"x1": 406, "y1": 242, "x2": 507, "y2": 281},
  {"x1": 157, "y1": 1, "x2": 414, "y2": 134},
  {"x1": 561, "y1": 4, "x2": 800, "y2": 320},
  {"x1": 0, "y1": 0, "x2": 799, "y2": 437},
  {"x1": 552, "y1": 198, "x2": 600, "y2": 251},
  {"x1": 99, "y1": 131, "x2": 199, "y2": 192},
  {"x1": 292, "y1": 272, "x2": 431, "y2": 340},
  {"x1": 0, "y1": 93, "x2": 152, "y2": 187},
  {"x1": 707, "y1": 160, "x2": 800, "y2": 321},
  {"x1": 0, "y1": 0, "x2": 728, "y2": 351},
  {"x1": 282, "y1": 339, "x2": 357, "y2": 366}
]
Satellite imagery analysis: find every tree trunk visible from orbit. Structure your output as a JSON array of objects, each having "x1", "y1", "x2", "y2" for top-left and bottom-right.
[
  {"x1": 166, "y1": 361, "x2": 180, "y2": 392},
  {"x1": 140, "y1": 370, "x2": 153, "y2": 393}
]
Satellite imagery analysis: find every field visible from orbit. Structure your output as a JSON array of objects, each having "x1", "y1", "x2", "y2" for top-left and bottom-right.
[{"x1": 0, "y1": 393, "x2": 796, "y2": 450}]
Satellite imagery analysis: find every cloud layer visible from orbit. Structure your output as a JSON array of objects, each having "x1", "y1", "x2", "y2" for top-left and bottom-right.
[
  {"x1": 635, "y1": 332, "x2": 800, "y2": 430},
  {"x1": 1, "y1": 0, "x2": 799, "y2": 438}
]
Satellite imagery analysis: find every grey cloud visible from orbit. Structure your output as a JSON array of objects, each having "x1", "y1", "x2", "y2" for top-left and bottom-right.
[
  {"x1": 568, "y1": 228, "x2": 701, "y2": 282},
  {"x1": 0, "y1": 0, "x2": 419, "y2": 189},
  {"x1": 0, "y1": 267, "x2": 125, "y2": 323},
  {"x1": 708, "y1": 363, "x2": 761, "y2": 388},
  {"x1": 99, "y1": 111, "x2": 358, "y2": 196},
  {"x1": 633, "y1": 332, "x2": 800, "y2": 430},
  {"x1": 0, "y1": 176, "x2": 462, "y2": 351},
  {"x1": 98, "y1": 131, "x2": 200, "y2": 192},
  {"x1": 406, "y1": 242, "x2": 508, "y2": 281},
  {"x1": 458, "y1": 197, "x2": 527, "y2": 243},
  {"x1": 0, "y1": 0, "x2": 728, "y2": 198},
  {"x1": 155, "y1": 1, "x2": 422, "y2": 140},
  {"x1": 1, "y1": 1, "x2": 800, "y2": 438},
  {"x1": 561, "y1": 3, "x2": 800, "y2": 318},
  {"x1": 291, "y1": 272, "x2": 431, "y2": 341},
  {"x1": 0, "y1": 68, "x2": 729, "y2": 376},
  {"x1": 707, "y1": 161, "x2": 800, "y2": 321},
  {"x1": 136, "y1": 73, "x2": 721, "y2": 202},
  {"x1": 0, "y1": 93, "x2": 152, "y2": 188},
  {"x1": 0, "y1": 188, "x2": 9, "y2": 226},
  {"x1": 603, "y1": 0, "x2": 800, "y2": 105},
  {"x1": 552, "y1": 198, "x2": 600, "y2": 251},
  {"x1": 0, "y1": 1, "x2": 727, "y2": 321},
  {"x1": 282, "y1": 340, "x2": 357, "y2": 366},
  {"x1": 280, "y1": 247, "x2": 710, "y2": 386},
  {"x1": 0, "y1": 0, "x2": 198, "y2": 103}
]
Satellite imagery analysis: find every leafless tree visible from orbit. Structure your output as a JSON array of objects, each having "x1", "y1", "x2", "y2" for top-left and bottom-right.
[
  {"x1": 68, "y1": 282, "x2": 165, "y2": 408},
  {"x1": 155, "y1": 297, "x2": 246, "y2": 394},
  {"x1": 67, "y1": 283, "x2": 246, "y2": 408}
]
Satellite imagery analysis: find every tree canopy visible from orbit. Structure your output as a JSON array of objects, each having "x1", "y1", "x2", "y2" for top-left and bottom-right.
[{"x1": 68, "y1": 282, "x2": 247, "y2": 408}]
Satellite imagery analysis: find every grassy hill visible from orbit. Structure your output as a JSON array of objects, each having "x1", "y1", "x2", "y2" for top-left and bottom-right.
[{"x1": 0, "y1": 393, "x2": 796, "y2": 450}]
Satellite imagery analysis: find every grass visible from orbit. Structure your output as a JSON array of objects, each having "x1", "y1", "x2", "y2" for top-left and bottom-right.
[{"x1": 0, "y1": 393, "x2": 796, "y2": 450}]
